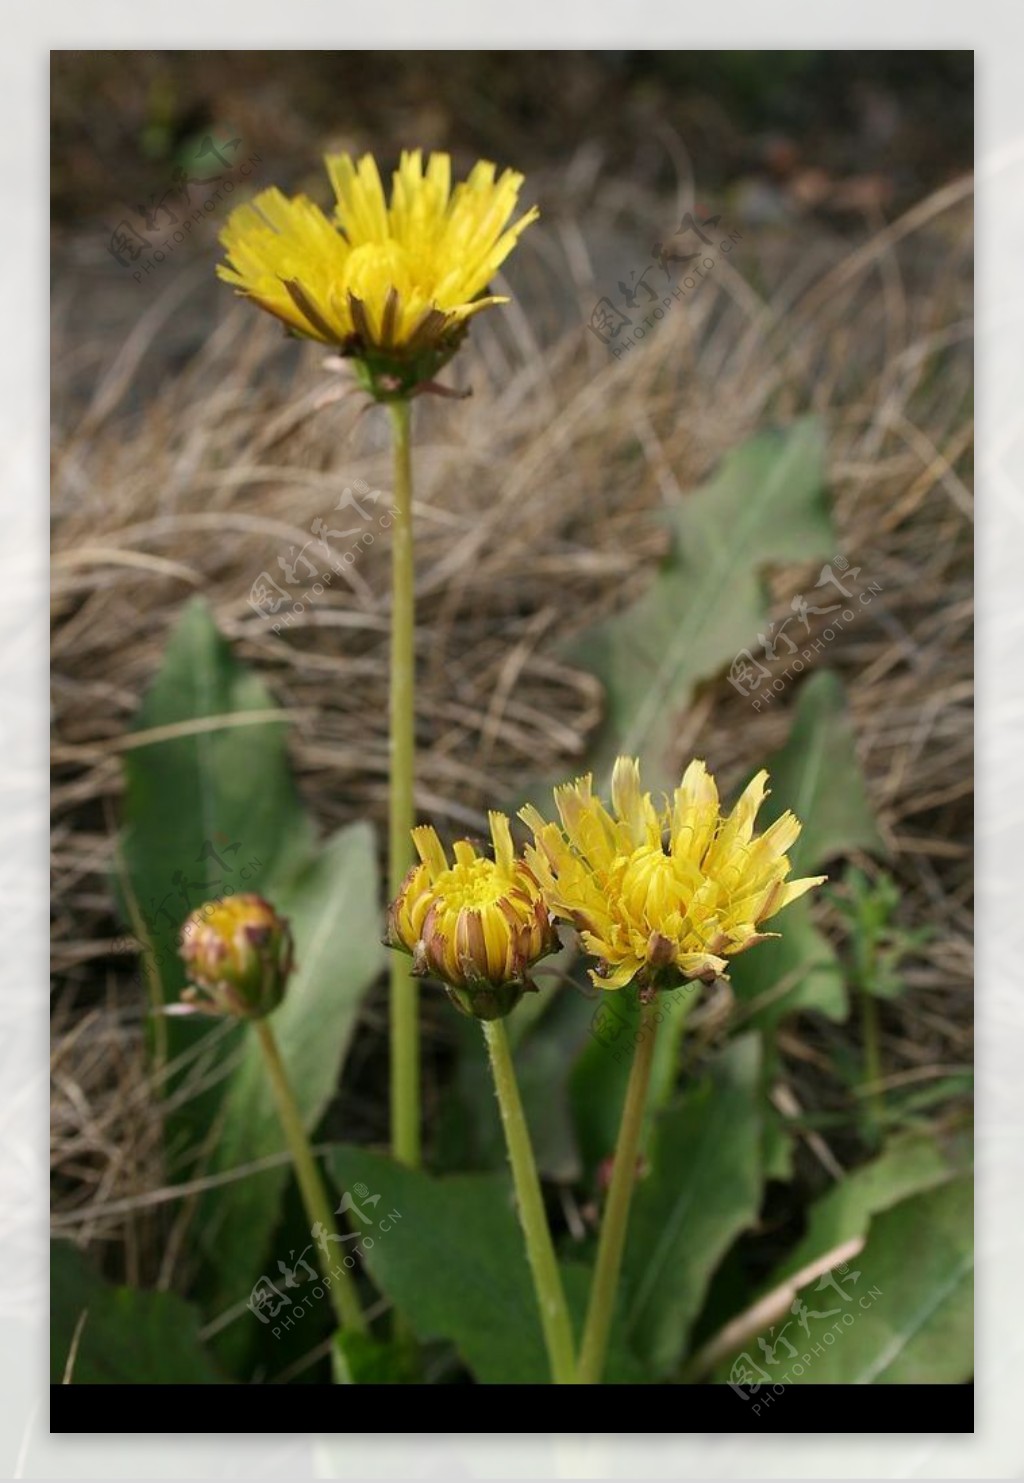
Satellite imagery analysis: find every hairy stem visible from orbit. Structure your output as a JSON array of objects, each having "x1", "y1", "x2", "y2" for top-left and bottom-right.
[
  {"x1": 254, "y1": 1017, "x2": 365, "y2": 1335},
  {"x1": 577, "y1": 994, "x2": 660, "y2": 1383},
  {"x1": 387, "y1": 397, "x2": 420, "y2": 1169},
  {"x1": 483, "y1": 1016, "x2": 578, "y2": 1384}
]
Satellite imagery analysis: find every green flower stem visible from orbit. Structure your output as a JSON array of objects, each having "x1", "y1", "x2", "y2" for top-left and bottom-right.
[
  {"x1": 482, "y1": 1016, "x2": 578, "y2": 1385},
  {"x1": 253, "y1": 1017, "x2": 365, "y2": 1336},
  {"x1": 577, "y1": 994, "x2": 660, "y2": 1384},
  {"x1": 387, "y1": 396, "x2": 420, "y2": 1170}
]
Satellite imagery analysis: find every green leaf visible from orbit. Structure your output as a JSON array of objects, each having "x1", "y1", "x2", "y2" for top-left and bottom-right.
[
  {"x1": 332, "y1": 1330, "x2": 416, "y2": 1385},
  {"x1": 783, "y1": 1177, "x2": 973, "y2": 1383},
  {"x1": 198, "y1": 824, "x2": 385, "y2": 1322},
  {"x1": 619, "y1": 1035, "x2": 764, "y2": 1375},
  {"x1": 325, "y1": 1144, "x2": 558, "y2": 1376},
  {"x1": 121, "y1": 598, "x2": 313, "y2": 1011},
  {"x1": 326, "y1": 1147, "x2": 557, "y2": 1384},
  {"x1": 326, "y1": 1147, "x2": 646, "y2": 1383},
  {"x1": 568, "y1": 418, "x2": 834, "y2": 789},
  {"x1": 51, "y1": 1242, "x2": 222, "y2": 1384},
  {"x1": 754, "y1": 670, "x2": 885, "y2": 876},
  {"x1": 730, "y1": 899, "x2": 845, "y2": 1031},
  {"x1": 769, "y1": 1128, "x2": 971, "y2": 1290},
  {"x1": 729, "y1": 671, "x2": 884, "y2": 1028}
]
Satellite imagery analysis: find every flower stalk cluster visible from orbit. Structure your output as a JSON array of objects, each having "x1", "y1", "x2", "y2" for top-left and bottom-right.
[
  {"x1": 384, "y1": 756, "x2": 823, "y2": 1384},
  {"x1": 210, "y1": 144, "x2": 827, "y2": 1388}
]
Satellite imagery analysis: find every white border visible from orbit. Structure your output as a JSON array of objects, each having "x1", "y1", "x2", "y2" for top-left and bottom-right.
[{"x1": 16, "y1": 10, "x2": 1013, "y2": 1479}]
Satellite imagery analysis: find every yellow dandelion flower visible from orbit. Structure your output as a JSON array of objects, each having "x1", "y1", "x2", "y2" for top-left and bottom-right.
[
  {"x1": 217, "y1": 149, "x2": 538, "y2": 397},
  {"x1": 520, "y1": 757, "x2": 825, "y2": 993},
  {"x1": 386, "y1": 812, "x2": 559, "y2": 1020}
]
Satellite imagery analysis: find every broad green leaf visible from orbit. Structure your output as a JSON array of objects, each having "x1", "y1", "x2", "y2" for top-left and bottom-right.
[
  {"x1": 754, "y1": 670, "x2": 885, "y2": 876},
  {"x1": 568, "y1": 418, "x2": 834, "y2": 789},
  {"x1": 326, "y1": 1147, "x2": 647, "y2": 1383},
  {"x1": 327, "y1": 1148, "x2": 554, "y2": 1384},
  {"x1": 729, "y1": 671, "x2": 883, "y2": 1028},
  {"x1": 782, "y1": 1177, "x2": 973, "y2": 1383},
  {"x1": 51, "y1": 1242, "x2": 222, "y2": 1384},
  {"x1": 730, "y1": 900, "x2": 845, "y2": 1031},
  {"x1": 197, "y1": 824, "x2": 385, "y2": 1326},
  {"x1": 768, "y1": 1128, "x2": 971, "y2": 1290},
  {"x1": 619, "y1": 1035, "x2": 763, "y2": 1375},
  {"x1": 121, "y1": 597, "x2": 313, "y2": 1008}
]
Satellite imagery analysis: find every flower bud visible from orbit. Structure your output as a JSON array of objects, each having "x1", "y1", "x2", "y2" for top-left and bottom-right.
[
  {"x1": 177, "y1": 893, "x2": 294, "y2": 1020},
  {"x1": 386, "y1": 813, "x2": 559, "y2": 1020}
]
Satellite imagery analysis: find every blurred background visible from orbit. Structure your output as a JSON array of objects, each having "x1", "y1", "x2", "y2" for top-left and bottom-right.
[{"x1": 50, "y1": 51, "x2": 973, "y2": 1388}]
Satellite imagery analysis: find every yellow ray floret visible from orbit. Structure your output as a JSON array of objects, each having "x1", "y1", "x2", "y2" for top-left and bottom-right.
[
  {"x1": 386, "y1": 812, "x2": 558, "y2": 1019},
  {"x1": 520, "y1": 757, "x2": 825, "y2": 991},
  {"x1": 217, "y1": 150, "x2": 538, "y2": 373}
]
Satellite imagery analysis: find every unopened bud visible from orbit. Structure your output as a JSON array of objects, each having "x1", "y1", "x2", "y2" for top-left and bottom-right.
[
  {"x1": 386, "y1": 813, "x2": 558, "y2": 1021},
  {"x1": 177, "y1": 893, "x2": 294, "y2": 1019}
]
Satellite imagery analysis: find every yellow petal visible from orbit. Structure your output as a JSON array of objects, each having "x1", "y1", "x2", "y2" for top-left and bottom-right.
[
  {"x1": 411, "y1": 825, "x2": 448, "y2": 879},
  {"x1": 488, "y1": 811, "x2": 515, "y2": 873}
]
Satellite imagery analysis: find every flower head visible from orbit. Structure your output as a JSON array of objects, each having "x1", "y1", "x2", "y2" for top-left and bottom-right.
[
  {"x1": 520, "y1": 757, "x2": 825, "y2": 993},
  {"x1": 386, "y1": 812, "x2": 559, "y2": 1020},
  {"x1": 177, "y1": 893, "x2": 294, "y2": 1019},
  {"x1": 217, "y1": 149, "x2": 538, "y2": 398}
]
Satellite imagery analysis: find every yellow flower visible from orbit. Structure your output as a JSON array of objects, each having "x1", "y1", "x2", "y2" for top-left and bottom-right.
[
  {"x1": 386, "y1": 812, "x2": 559, "y2": 1020},
  {"x1": 217, "y1": 149, "x2": 538, "y2": 396},
  {"x1": 177, "y1": 893, "x2": 294, "y2": 1019},
  {"x1": 520, "y1": 757, "x2": 825, "y2": 992}
]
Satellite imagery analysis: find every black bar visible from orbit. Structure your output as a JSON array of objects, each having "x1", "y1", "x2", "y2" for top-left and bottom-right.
[{"x1": 51, "y1": 1382, "x2": 973, "y2": 1434}]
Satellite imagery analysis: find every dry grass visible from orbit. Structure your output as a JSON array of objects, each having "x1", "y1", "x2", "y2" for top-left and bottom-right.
[{"x1": 50, "y1": 166, "x2": 973, "y2": 1276}]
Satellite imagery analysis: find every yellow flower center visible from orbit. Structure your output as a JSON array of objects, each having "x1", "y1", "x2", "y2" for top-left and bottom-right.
[
  {"x1": 343, "y1": 240, "x2": 417, "y2": 303},
  {"x1": 617, "y1": 845, "x2": 685, "y2": 927},
  {"x1": 436, "y1": 858, "x2": 513, "y2": 915}
]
